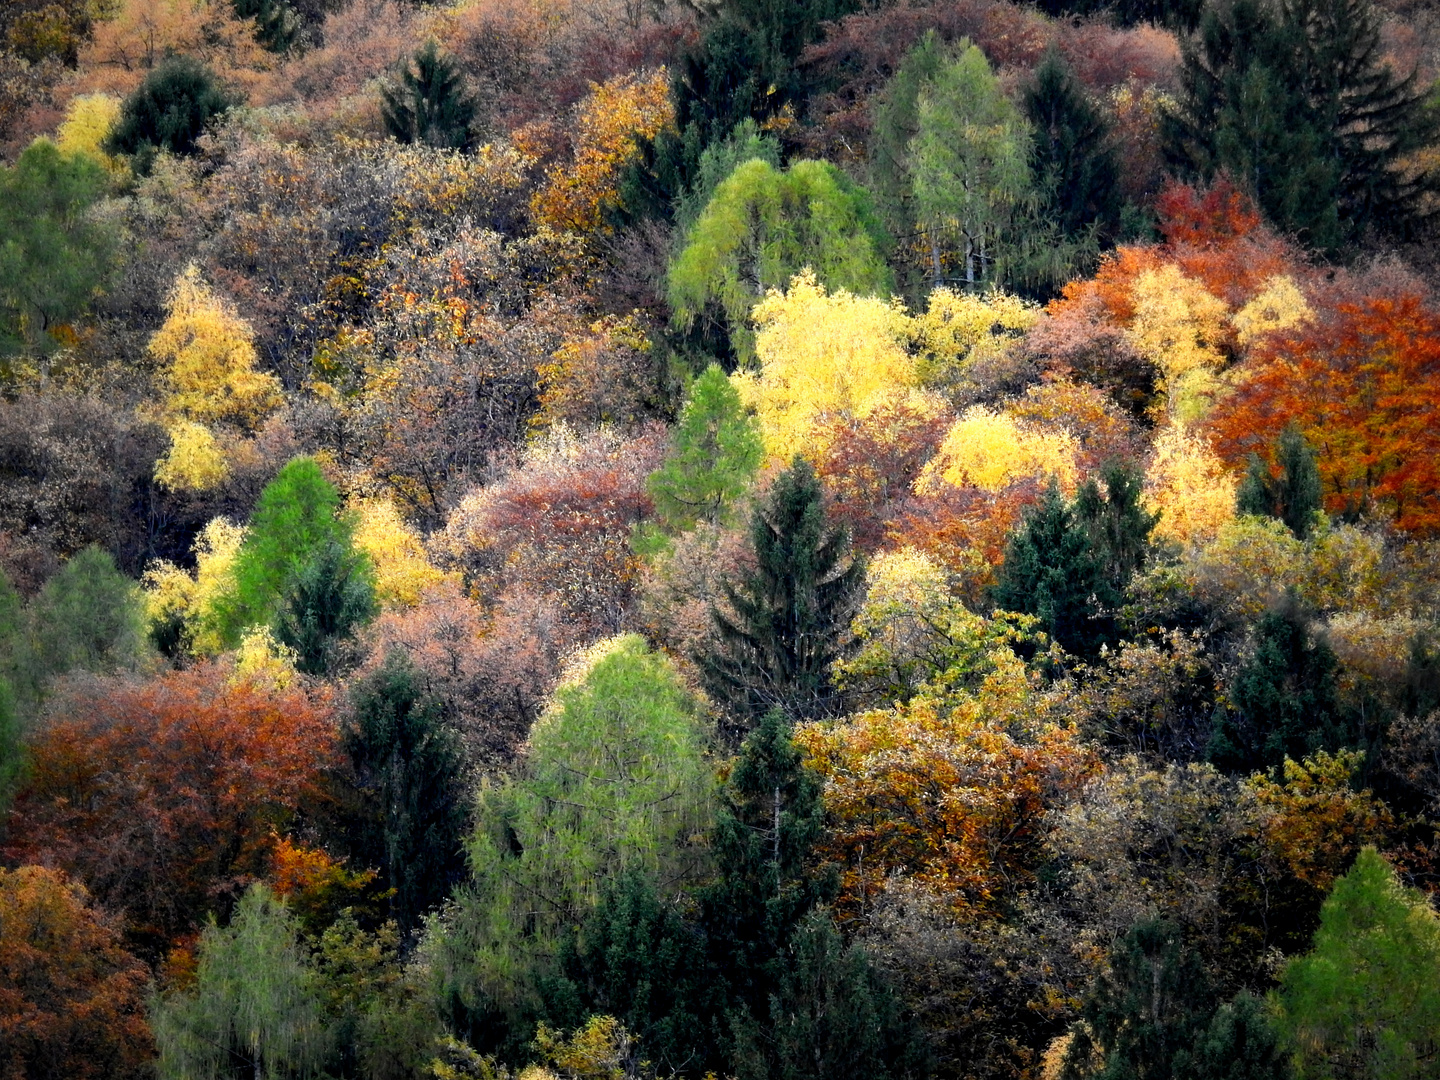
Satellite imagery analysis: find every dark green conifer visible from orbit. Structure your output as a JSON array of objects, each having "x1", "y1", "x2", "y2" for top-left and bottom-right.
[
  {"x1": 232, "y1": 0, "x2": 299, "y2": 52},
  {"x1": 1235, "y1": 424, "x2": 1323, "y2": 539},
  {"x1": 699, "y1": 458, "x2": 864, "y2": 725},
  {"x1": 1190, "y1": 991, "x2": 1292, "y2": 1080},
  {"x1": 106, "y1": 55, "x2": 237, "y2": 169},
  {"x1": 1074, "y1": 459, "x2": 1160, "y2": 596},
  {"x1": 275, "y1": 539, "x2": 377, "y2": 676},
  {"x1": 381, "y1": 41, "x2": 479, "y2": 151}
]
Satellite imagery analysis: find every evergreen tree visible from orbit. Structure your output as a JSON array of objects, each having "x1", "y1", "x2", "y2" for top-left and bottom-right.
[
  {"x1": 992, "y1": 480, "x2": 1112, "y2": 658},
  {"x1": 700, "y1": 458, "x2": 865, "y2": 725},
  {"x1": 1022, "y1": 49, "x2": 1121, "y2": 245},
  {"x1": 1189, "y1": 992, "x2": 1292, "y2": 1080},
  {"x1": 344, "y1": 651, "x2": 468, "y2": 934},
  {"x1": 639, "y1": 364, "x2": 764, "y2": 550},
  {"x1": 152, "y1": 884, "x2": 330, "y2": 1080},
  {"x1": 1208, "y1": 595, "x2": 1351, "y2": 774},
  {"x1": 106, "y1": 55, "x2": 237, "y2": 169},
  {"x1": 1074, "y1": 459, "x2": 1160, "y2": 598},
  {"x1": 233, "y1": 0, "x2": 299, "y2": 52},
  {"x1": 1235, "y1": 424, "x2": 1323, "y2": 539},
  {"x1": 0, "y1": 139, "x2": 118, "y2": 356},
  {"x1": 381, "y1": 41, "x2": 479, "y2": 151},
  {"x1": 673, "y1": 120, "x2": 782, "y2": 236},
  {"x1": 275, "y1": 539, "x2": 378, "y2": 676},
  {"x1": 1278, "y1": 847, "x2": 1440, "y2": 1080}
]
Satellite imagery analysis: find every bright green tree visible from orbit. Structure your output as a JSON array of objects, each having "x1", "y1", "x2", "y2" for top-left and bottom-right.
[
  {"x1": 152, "y1": 884, "x2": 330, "y2": 1080},
  {"x1": 699, "y1": 457, "x2": 865, "y2": 725},
  {"x1": 674, "y1": 119, "x2": 782, "y2": 235},
  {"x1": 343, "y1": 650, "x2": 468, "y2": 933},
  {"x1": 381, "y1": 40, "x2": 479, "y2": 152},
  {"x1": 1277, "y1": 847, "x2": 1440, "y2": 1079},
  {"x1": 0, "y1": 139, "x2": 117, "y2": 356},
  {"x1": 668, "y1": 159, "x2": 892, "y2": 363},
  {"x1": 639, "y1": 363, "x2": 764, "y2": 549}
]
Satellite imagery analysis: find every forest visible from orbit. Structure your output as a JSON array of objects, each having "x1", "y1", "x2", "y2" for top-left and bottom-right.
[{"x1": 2, "y1": 0, "x2": 1440, "y2": 1075}]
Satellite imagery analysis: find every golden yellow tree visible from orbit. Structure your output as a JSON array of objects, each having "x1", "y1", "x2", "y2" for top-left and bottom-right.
[
  {"x1": 531, "y1": 68, "x2": 673, "y2": 235},
  {"x1": 1232, "y1": 274, "x2": 1313, "y2": 350},
  {"x1": 916, "y1": 406, "x2": 1078, "y2": 494},
  {"x1": 1143, "y1": 421, "x2": 1237, "y2": 547},
  {"x1": 142, "y1": 517, "x2": 248, "y2": 656},
  {"x1": 1126, "y1": 264, "x2": 1229, "y2": 423},
  {"x1": 352, "y1": 498, "x2": 452, "y2": 610},
  {"x1": 739, "y1": 271, "x2": 930, "y2": 462},
  {"x1": 55, "y1": 93, "x2": 126, "y2": 176},
  {"x1": 908, "y1": 286, "x2": 1040, "y2": 391}
]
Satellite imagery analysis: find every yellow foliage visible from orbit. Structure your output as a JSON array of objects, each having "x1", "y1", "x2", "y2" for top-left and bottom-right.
[
  {"x1": 916, "y1": 406, "x2": 1078, "y2": 494},
  {"x1": 1232, "y1": 274, "x2": 1312, "y2": 349},
  {"x1": 533, "y1": 1016, "x2": 636, "y2": 1080},
  {"x1": 1143, "y1": 422, "x2": 1236, "y2": 546},
  {"x1": 149, "y1": 264, "x2": 283, "y2": 430},
  {"x1": 353, "y1": 498, "x2": 452, "y2": 609},
  {"x1": 142, "y1": 517, "x2": 248, "y2": 657},
  {"x1": 154, "y1": 419, "x2": 230, "y2": 492},
  {"x1": 230, "y1": 625, "x2": 298, "y2": 691},
  {"x1": 908, "y1": 286, "x2": 1040, "y2": 390},
  {"x1": 55, "y1": 93, "x2": 126, "y2": 176},
  {"x1": 1126, "y1": 264, "x2": 1230, "y2": 423},
  {"x1": 531, "y1": 69, "x2": 674, "y2": 235},
  {"x1": 740, "y1": 271, "x2": 928, "y2": 462}
]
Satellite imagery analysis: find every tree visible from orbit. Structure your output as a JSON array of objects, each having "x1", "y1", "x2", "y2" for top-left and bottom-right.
[
  {"x1": 276, "y1": 539, "x2": 379, "y2": 676},
  {"x1": 152, "y1": 884, "x2": 330, "y2": 1080},
  {"x1": 342, "y1": 650, "x2": 468, "y2": 934},
  {"x1": 642, "y1": 363, "x2": 764, "y2": 543},
  {"x1": 0, "y1": 867, "x2": 152, "y2": 1080},
  {"x1": 1189, "y1": 992, "x2": 1292, "y2": 1080},
  {"x1": 1074, "y1": 459, "x2": 1161, "y2": 597},
  {"x1": 667, "y1": 158, "x2": 892, "y2": 363},
  {"x1": 1277, "y1": 847, "x2": 1440, "y2": 1080},
  {"x1": 699, "y1": 457, "x2": 865, "y2": 725},
  {"x1": 1235, "y1": 424, "x2": 1323, "y2": 539},
  {"x1": 232, "y1": 0, "x2": 298, "y2": 52},
  {"x1": 105, "y1": 54, "x2": 237, "y2": 167},
  {"x1": 381, "y1": 40, "x2": 478, "y2": 151},
  {"x1": 213, "y1": 456, "x2": 360, "y2": 647},
  {"x1": 1022, "y1": 49, "x2": 1121, "y2": 245},
  {"x1": 0, "y1": 138, "x2": 117, "y2": 356}
]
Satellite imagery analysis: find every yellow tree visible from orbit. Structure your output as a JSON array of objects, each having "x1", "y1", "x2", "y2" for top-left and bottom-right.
[
  {"x1": 531, "y1": 69, "x2": 674, "y2": 235},
  {"x1": 916, "y1": 406, "x2": 1078, "y2": 494},
  {"x1": 143, "y1": 517, "x2": 248, "y2": 656},
  {"x1": 55, "y1": 93, "x2": 126, "y2": 177},
  {"x1": 351, "y1": 498, "x2": 452, "y2": 609},
  {"x1": 1125, "y1": 264, "x2": 1230, "y2": 423},
  {"x1": 1143, "y1": 422, "x2": 1237, "y2": 547},
  {"x1": 738, "y1": 271, "x2": 930, "y2": 462},
  {"x1": 908, "y1": 286, "x2": 1040, "y2": 393}
]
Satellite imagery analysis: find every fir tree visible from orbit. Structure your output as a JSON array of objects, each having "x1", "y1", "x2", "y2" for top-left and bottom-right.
[
  {"x1": 1189, "y1": 992, "x2": 1292, "y2": 1080},
  {"x1": 1235, "y1": 424, "x2": 1323, "y2": 539},
  {"x1": 343, "y1": 650, "x2": 469, "y2": 934},
  {"x1": 1074, "y1": 459, "x2": 1160, "y2": 597},
  {"x1": 275, "y1": 539, "x2": 377, "y2": 676},
  {"x1": 106, "y1": 55, "x2": 237, "y2": 169},
  {"x1": 1022, "y1": 49, "x2": 1121, "y2": 244},
  {"x1": 381, "y1": 41, "x2": 479, "y2": 151},
  {"x1": 699, "y1": 458, "x2": 865, "y2": 725},
  {"x1": 232, "y1": 0, "x2": 299, "y2": 52}
]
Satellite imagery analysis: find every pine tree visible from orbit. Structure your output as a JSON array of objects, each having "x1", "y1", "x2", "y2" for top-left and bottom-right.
[
  {"x1": 1022, "y1": 49, "x2": 1121, "y2": 244},
  {"x1": 275, "y1": 540, "x2": 378, "y2": 676},
  {"x1": 699, "y1": 458, "x2": 865, "y2": 725},
  {"x1": 343, "y1": 650, "x2": 468, "y2": 934},
  {"x1": 106, "y1": 55, "x2": 237, "y2": 169},
  {"x1": 992, "y1": 480, "x2": 1111, "y2": 658},
  {"x1": 381, "y1": 41, "x2": 479, "y2": 152},
  {"x1": 1189, "y1": 992, "x2": 1292, "y2": 1080},
  {"x1": 1234, "y1": 424, "x2": 1323, "y2": 539}
]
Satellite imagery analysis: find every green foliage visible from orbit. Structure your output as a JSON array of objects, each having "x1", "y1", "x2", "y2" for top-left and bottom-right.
[
  {"x1": 214, "y1": 456, "x2": 357, "y2": 647},
  {"x1": 438, "y1": 636, "x2": 713, "y2": 1031},
  {"x1": 344, "y1": 650, "x2": 469, "y2": 934},
  {"x1": 1277, "y1": 847, "x2": 1440, "y2": 1079},
  {"x1": 1236, "y1": 424, "x2": 1324, "y2": 540},
  {"x1": 674, "y1": 119, "x2": 782, "y2": 236},
  {"x1": 638, "y1": 364, "x2": 763, "y2": 550},
  {"x1": 381, "y1": 41, "x2": 479, "y2": 152},
  {"x1": 0, "y1": 139, "x2": 117, "y2": 357},
  {"x1": 153, "y1": 884, "x2": 330, "y2": 1080},
  {"x1": 700, "y1": 457, "x2": 865, "y2": 725},
  {"x1": 0, "y1": 676, "x2": 19, "y2": 818},
  {"x1": 1190, "y1": 992, "x2": 1292, "y2": 1080},
  {"x1": 668, "y1": 158, "x2": 892, "y2": 363},
  {"x1": 1166, "y1": 0, "x2": 1438, "y2": 248},
  {"x1": 276, "y1": 539, "x2": 378, "y2": 676},
  {"x1": 1022, "y1": 49, "x2": 1121, "y2": 245},
  {"x1": 106, "y1": 55, "x2": 237, "y2": 168},
  {"x1": 233, "y1": 0, "x2": 299, "y2": 52},
  {"x1": 1075, "y1": 460, "x2": 1161, "y2": 598},
  {"x1": 1208, "y1": 596, "x2": 1351, "y2": 775}
]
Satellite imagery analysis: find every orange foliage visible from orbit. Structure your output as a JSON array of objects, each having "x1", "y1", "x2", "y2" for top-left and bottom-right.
[
  {"x1": 886, "y1": 477, "x2": 1045, "y2": 589},
  {"x1": 4, "y1": 666, "x2": 338, "y2": 951},
  {"x1": 1209, "y1": 287, "x2": 1440, "y2": 534},
  {"x1": 800, "y1": 695, "x2": 1100, "y2": 920},
  {"x1": 0, "y1": 866, "x2": 153, "y2": 1080},
  {"x1": 268, "y1": 836, "x2": 382, "y2": 931}
]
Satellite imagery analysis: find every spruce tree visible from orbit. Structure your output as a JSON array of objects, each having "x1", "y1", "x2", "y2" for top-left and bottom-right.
[
  {"x1": 106, "y1": 55, "x2": 236, "y2": 169},
  {"x1": 381, "y1": 41, "x2": 479, "y2": 151},
  {"x1": 275, "y1": 540, "x2": 377, "y2": 676},
  {"x1": 1022, "y1": 49, "x2": 1122, "y2": 244},
  {"x1": 233, "y1": 0, "x2": 299, "y2": 52},
  {"x1": 1234, "y1": 424, "x2": 1323, "y2": 539},
  {"x1": 1074, "y1": 459, "x2": 1160, "y2": 597},
  {"x1": 343, "y1": 650, "x2": 469, "y2": 934},
  {"x1": 699, "y1": 457, "x2": 864, "y2": 725},
  {"x1": 1189, "y1": 991, "x2": 1292, "y2": 1080}
]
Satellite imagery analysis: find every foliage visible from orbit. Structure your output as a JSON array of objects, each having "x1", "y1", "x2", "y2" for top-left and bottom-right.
[
  {"x1": 106, "y1": 53, "x2": 237, "y2": 166},
  {"x1": 382, "y1": 40, "x2": 479, "y2": 151},
  {"x1": 0, "y1": 866, "x2": 153, "y2": 1080},
  {"x1": 353, "y1": 498, "x2": 452, "y2": 610},
  {"x1": 275, "y1": 537, "x2": 378, "y2": 675},
  {"x1": 668, "y1": 158, "x2": 893, "y2": 362},
  {"x1": 1145, "y1": 422, "x2": 1237, "y2": 547},
  {"x1": 917, "y1": 407, "x2": 1078, "y2": 495},
  {"x1": 908, "y1": 285, "x2": 1040, "y2": 397},
  {"x1": 700, "y1": 456, "x2": 865, "y2": 725},
  {"x1": 152, "y1": 884, "x2": 330, "y2": 1080},
  {"x1": 1277, "y1": 847, "x2": 1440, "y2": 1080},
  {"x1": 1235, "y1": 424, "x2": 1323, "y2": 540},
  {"x1": 55, "y1": 93, "x2": 126, "y2": 175},
  {"x1": 0, "y1": 138, "x2": 117, "y2": 357}
]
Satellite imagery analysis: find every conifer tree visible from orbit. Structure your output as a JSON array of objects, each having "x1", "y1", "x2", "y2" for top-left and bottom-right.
[
  {"x1": 700, "y1": 458, "x2": 865, "y2": 725},
  {"x1": 381, "y1": 41, "x2": 478, "y2": 152},
  {"x1": 1235, "y1": 424, "x2": 1323, "y2": 539},
  {"x1": 275, "y1": 539, "x2": 378, "y2": 676},
  {"x1": 232, "y1": 0, "x2": 299, "y2": 52},
  {"x1": 106, "y1": 55, "x2": 236, "y2": 169},
  {"x1": 1189, "y1": 992, "x2": 1292, "y2": 1080},
  {"x1": 343, "y1": 651, "x2": 468, "y2": 933},
  {"x1": 1074, "y1": 459, "x2": 1160, "y2": 597}
]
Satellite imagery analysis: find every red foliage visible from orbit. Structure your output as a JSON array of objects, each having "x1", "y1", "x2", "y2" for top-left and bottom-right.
[
  {"x1": 4, "y1": 666, "x2": 339, "y2": 953},
  {"x1": 1209, "y1": 285, "x2": 1440, "y2": 535}
]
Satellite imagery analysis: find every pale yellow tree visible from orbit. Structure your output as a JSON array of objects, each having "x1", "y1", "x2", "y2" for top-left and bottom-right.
[
  {"x1": 739, "y1": 271, "x2": 929, "y2": 461},
  {"x1": 1126, "y1": 264, "x2": 1229, "y2": 423},
  {"x1": 352, "y1": 498, "x2": 453, "y2": 609},
  {"x1": 916, "y1": 406, "x2": 1078, "y2": 494},
  {"x1": 908, "y1": 286, "x2": 1039, "y2": 391},
  {"x1": 1232, "y1": 274, "x2": 1313, "y2": 350},
  {"x1": 1143, "y1": 422, "x2": 1236, "y2": 547},
  {"x1": 55, "y1": 93, "x2": 126, "y2": 176},
  {"x1": 153, "y1": 419, "x2": 229, "y2": 493},
  {"x1": 142, "y1": 517, "x2": 248, "y2": 656}
]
